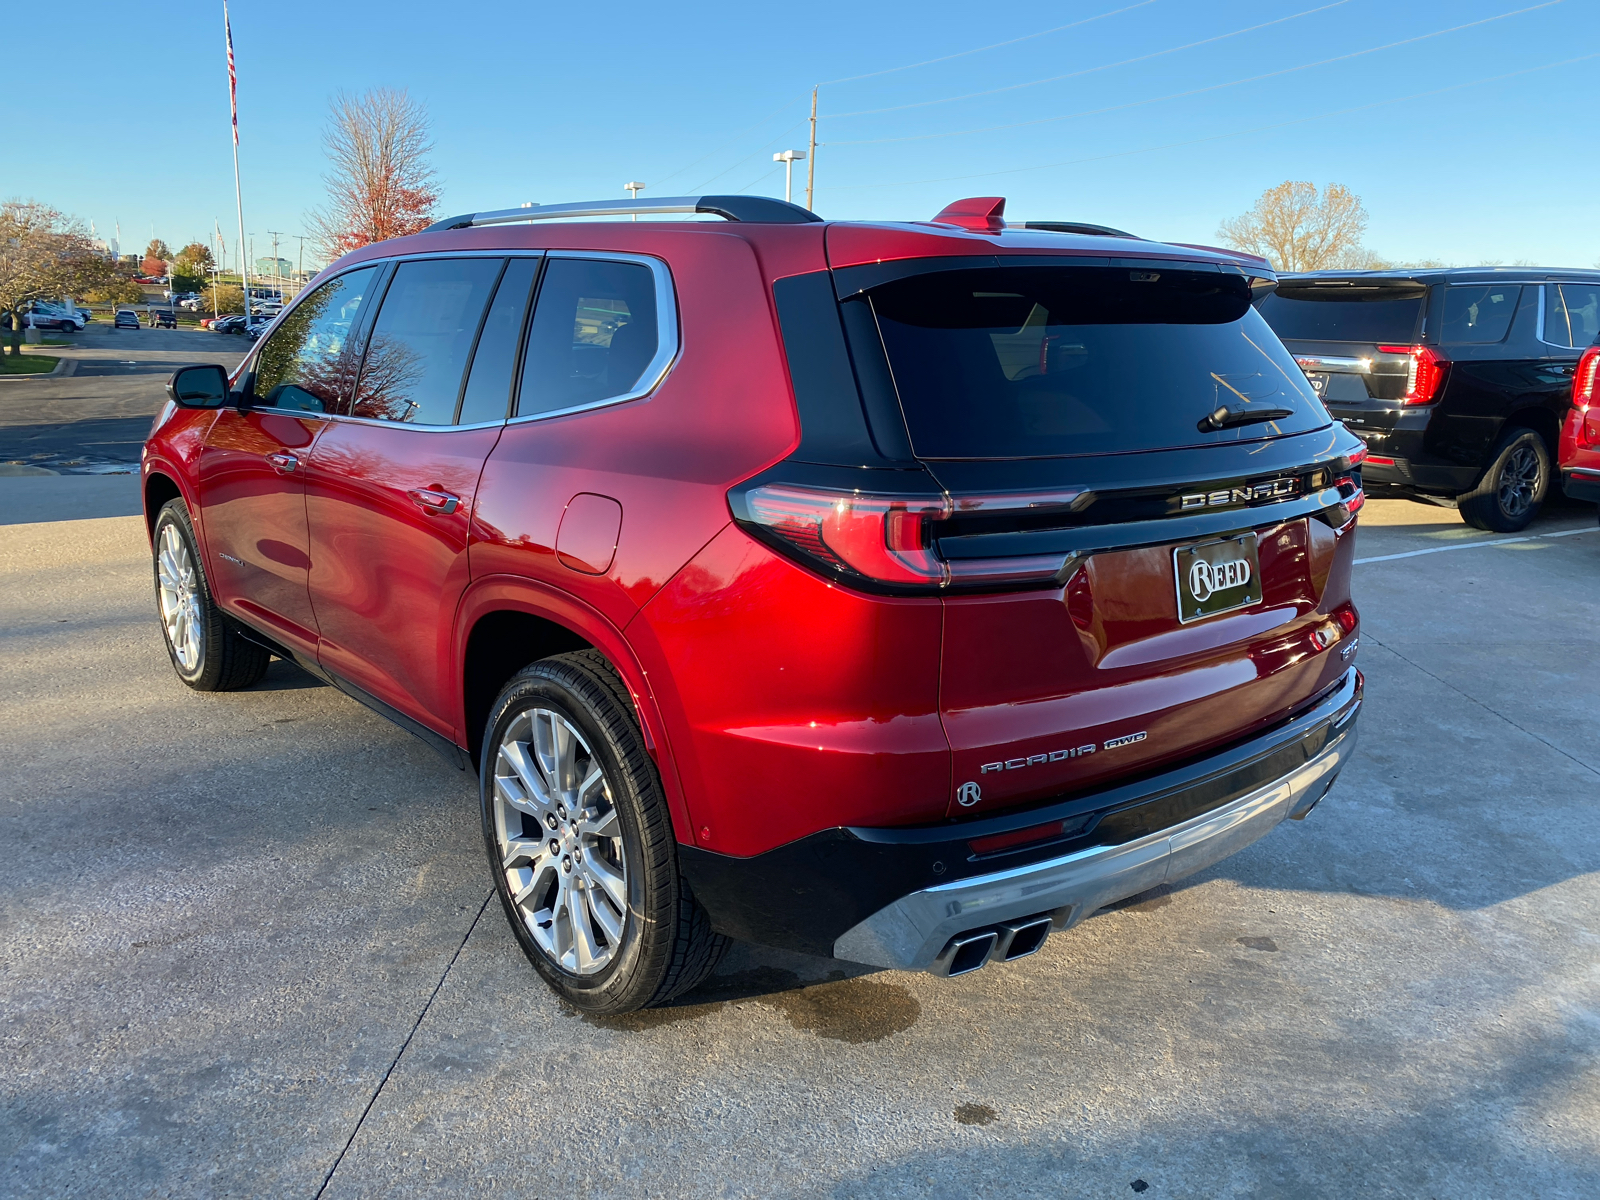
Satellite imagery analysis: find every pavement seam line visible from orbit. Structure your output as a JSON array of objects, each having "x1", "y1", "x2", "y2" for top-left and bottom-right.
[
  {"x1": 313, "y1": 888, "x2": 495, "y2": 1199},
  {"x1": 1363, "y1": 634, "x2": 1600, "y2": 780},
  {"x1": 1354, "y1": 525, "x2": 1599, "y2": 565}
]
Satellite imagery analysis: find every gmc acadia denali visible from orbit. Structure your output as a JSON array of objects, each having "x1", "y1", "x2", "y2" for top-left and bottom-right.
[{"x1": 143, "y1": 194, "x2": 1364, "y2": 1013}]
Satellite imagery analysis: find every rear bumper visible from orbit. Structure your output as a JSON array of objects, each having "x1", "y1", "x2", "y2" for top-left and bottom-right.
[
  {"x1": 680, "y1": 667, "x2": 1362, "y2": 967},
  {"x1": 1562, "y1": 468, "x2": 1600, "y2": 505},
  {"x1": 836, "y1": 716, "x2": 1356, "y2": 972}
]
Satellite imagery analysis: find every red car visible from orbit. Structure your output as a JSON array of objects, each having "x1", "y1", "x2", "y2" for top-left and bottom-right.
[
  {"x1": 143, "y1": 194, "x2": 1365, "y2": 1013},
  {"x1": 1559, "y1": 342, "x2": 1600, "y2": 515}
]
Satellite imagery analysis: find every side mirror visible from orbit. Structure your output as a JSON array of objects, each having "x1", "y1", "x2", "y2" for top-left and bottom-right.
[{"x1": 167, "y1": 363, "x2": 230, "y2": 408}]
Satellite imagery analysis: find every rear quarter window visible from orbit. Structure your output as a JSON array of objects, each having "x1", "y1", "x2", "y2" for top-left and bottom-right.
[{"x1": 1439, "y1": 285, "x2": 1521, "y2": 345}]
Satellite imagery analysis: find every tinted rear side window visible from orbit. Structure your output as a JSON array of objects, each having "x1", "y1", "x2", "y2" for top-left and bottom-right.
[
  {"x1": 517, "y1": 259, "x2": 659, "y2": 418},
  {"x1": 1544, "y1": 283, "x2": 1600, "y2": 349},
  {"x1": 1439, "y1": 285, "x2": 1520, "y2": 345},
  {"x1": 352, "y1": 257, "x2": 501, "y2": 424},
  {"x1": 867, "y1": 265, "x2": 1326, "y2": 460},
  {"x1": 1256, "y1": 290, "x2": 1424, "y2": 343}
]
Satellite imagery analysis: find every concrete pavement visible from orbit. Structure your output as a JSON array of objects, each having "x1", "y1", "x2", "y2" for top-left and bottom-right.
[{"x1": 1, "y1": 499, "x2": 1597, "y2": 1198}]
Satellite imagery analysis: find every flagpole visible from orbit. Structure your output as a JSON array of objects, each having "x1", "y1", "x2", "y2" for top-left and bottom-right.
[{"x1": 225, "y1": 2, "x2": 249, "y2": 317}]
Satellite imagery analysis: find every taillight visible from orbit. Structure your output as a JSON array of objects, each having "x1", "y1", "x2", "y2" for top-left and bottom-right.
[
  {"x1": 734, "y1": 483, "x2": 1080, "y2": 593},
  {"x1": 1573, "y1": 345, "x2": 1600, "y2": 448},
  {"x1": 1378, "y1": 344, "x2": 1450, "y2": 405},
  {"x1": 1332, "y1": 473, "x2": 1364, "y2": 518},
  {"x1": 1576, "y1": 346, "x2": 1600, "y2": 405}
]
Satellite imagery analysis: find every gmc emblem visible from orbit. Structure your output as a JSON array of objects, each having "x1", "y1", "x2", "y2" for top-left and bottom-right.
[{"x1": 1179, "y1": 477, "x2": 1300, "y2": 511}]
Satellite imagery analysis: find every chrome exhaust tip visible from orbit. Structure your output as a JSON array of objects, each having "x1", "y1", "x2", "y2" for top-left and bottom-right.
[
  {"x1": 935, "y1": 930, "x2": 999, "y2": 977},
  {"x1": 996, "y1": 915, "x2": 1053, "y2": 961}
]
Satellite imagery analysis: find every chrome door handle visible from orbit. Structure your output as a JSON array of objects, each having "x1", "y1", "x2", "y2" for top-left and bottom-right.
[
  {"x1": 408, "y1": 488, "x2": 460, "y2": 515},
  {"x1": 268, "y1": 452, "x2": 299, "y2": 473}
]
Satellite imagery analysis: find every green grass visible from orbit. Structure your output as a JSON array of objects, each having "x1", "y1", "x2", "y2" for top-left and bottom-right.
[{"x1": 0, "y1": 352, "x2": 59, "y2": 375}]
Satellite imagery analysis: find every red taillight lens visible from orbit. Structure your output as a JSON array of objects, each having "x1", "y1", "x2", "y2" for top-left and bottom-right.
[
  {"x1": 1333, "y1": 473, "x2": 1364, "y2": 518},
  {"x1": 1575, "y1": 346, "x2": 1600, "y2": 406},
  {"x1": 743, "y1": 485, "x2": 950, "y2": 586},
  {"x1": 1378, "y1": 343, "x2": 1450, "y2": 405},
  {"x1": 736, "y1": 483, "x2": 1081, "y2": 592}
]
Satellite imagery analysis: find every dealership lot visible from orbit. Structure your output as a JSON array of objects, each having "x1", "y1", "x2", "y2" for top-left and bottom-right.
[{"x1": 2, "y1": 493, "x2": 1597, "y2": 1197}]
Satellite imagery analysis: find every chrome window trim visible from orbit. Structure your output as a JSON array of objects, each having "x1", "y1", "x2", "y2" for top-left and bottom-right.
[
  {"x1": 505, "y1": 249, "x2": 681, "y2": 428},
  {"x1": 246, "y1": 249, "x2": 679, "y2": 431}
]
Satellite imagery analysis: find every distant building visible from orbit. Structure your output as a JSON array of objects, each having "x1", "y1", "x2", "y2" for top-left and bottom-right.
[{"x1": 255, "y1": 257, "x2": 293, "y2": 278}]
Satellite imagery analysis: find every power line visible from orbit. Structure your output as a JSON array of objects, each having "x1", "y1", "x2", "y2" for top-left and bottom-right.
[
  {"x1": 824, "y1": 0, "x2": 1360, "y2": 119},
  {"x1": 651, "y1": 94, "x2": 812, "y2": 191},
  {"x1": 827, "y1": 3, "x2": 1565, "y2": 146},
  {"x1": 817, "y1": 0, "x2": 1160, "y2": 86},
  {"x1": 817, "y1": 51, "x2": 1599, "y2": 192},
  {"x1": 684, "y1": 119, "x2": 810, "y2": 194}
]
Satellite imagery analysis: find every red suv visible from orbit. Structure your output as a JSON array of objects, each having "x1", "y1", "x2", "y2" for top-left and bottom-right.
[
  {"x1": 1559, "y1": 341, "x2": 1600, "y2": 516},
  {"x1": 144, "y1": 194, "x2": 1365, "y2": 1013}
]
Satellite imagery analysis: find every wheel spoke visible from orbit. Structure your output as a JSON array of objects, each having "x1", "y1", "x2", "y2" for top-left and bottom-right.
[
  {"x1": 579, "y1": 804, "x2": 619, "y2": 840},
  {"x1": 567, "y1": 884, "x2": 601, "y2": 972},
  {"x1": 584, "y1": 855, "x2": 627, "y2": 913},
  {"x1": 499, "y1": 739, "x2": 553, "y2": 812}
]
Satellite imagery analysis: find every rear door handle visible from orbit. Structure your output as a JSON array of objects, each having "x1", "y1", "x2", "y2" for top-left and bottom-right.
[
  {"x1": 268, "y1": 452, "x2": 299, "y2": 473},
  {"x1": 408, "y1": 487, "x2": 460, "y2": 515}
]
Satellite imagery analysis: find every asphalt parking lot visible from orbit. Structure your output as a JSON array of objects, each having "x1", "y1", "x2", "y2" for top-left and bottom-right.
[{"x1": 2, "y1": 400, "x2": 1598, "y2": 1193}]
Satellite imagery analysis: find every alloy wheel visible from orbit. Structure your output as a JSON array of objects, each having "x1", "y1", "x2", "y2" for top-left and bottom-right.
[
  {"x1": 1497, "y1": 444, "x2": 1542, "y2": 518},
  {"x1": 492, "y1": 707, "x2": 629, "y2": 975},
  {"x1": 156, "y1": 523, "x2": 204, "y2": 672}
]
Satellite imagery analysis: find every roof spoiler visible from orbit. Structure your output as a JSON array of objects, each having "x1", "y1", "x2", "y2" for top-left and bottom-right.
[{"x1": 422, "y1": 195, "x2": 822, "y2": 232}]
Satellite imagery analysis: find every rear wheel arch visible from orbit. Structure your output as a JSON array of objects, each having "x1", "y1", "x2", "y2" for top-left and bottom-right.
[
  {"x1": 462, "y1": 608, "x2": 592, "y2": 764},
  {"x1": 1501, "y1": 405, "x2": 1561, "y2": 459}
]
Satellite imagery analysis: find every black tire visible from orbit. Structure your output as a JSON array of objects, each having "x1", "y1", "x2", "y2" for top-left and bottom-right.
[
  {"x1": 151, "y1": 499, "x2": 271, "y2": 691},
  {"x1": 1457, "y1": 428, "x2": 1551, "y2": 533},
  {"x1": 480, "y1": 650, "x2": 728, "y2": 1014}
]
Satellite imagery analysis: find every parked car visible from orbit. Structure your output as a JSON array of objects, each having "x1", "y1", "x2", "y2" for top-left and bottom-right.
[
  {"x1": 1257, "y1": 268, "x2": 1600, "y2": 531},
  {"x1": 114, "y1": 309, "x2": 140, "y2": 330},
  {"x1": 1557, "y1": 340, "x2": 1600, "y2": 520},
  {"x1": 143, "y1": 193, "x2": 1364, "y2": 1013},
  {"x1": 148, "y1": 309, "x2": 177, "y2": 329},
  {"x1": 22, "y1": 302, "x2": 84, "y2": 332},
  {"x1": 209, "y1": 315, "x2": 246, "y2": 334}
]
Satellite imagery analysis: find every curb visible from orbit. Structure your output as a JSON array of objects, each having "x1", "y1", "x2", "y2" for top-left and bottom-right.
[{"x1": 0, "y1": 354, "x2": 73, "y2": 382}]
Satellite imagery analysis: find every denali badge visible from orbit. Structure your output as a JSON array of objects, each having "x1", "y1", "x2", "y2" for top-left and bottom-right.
[
  {"x1": 956, "y1": 781, "x2": 982, "y2": 807},
  {"x1": 1179, "y1": 478, "x2": 1299, "y2": 510}
]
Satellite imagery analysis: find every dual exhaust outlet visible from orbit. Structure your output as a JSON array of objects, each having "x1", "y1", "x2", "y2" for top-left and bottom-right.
[{"x1": 932, "y1": 913, "x2": 1056, "y2": 977}]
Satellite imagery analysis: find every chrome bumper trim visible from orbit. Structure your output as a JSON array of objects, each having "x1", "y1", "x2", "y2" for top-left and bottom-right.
[{"x1": 833, "y1": 720, "x2": 1358, "y2": 972}]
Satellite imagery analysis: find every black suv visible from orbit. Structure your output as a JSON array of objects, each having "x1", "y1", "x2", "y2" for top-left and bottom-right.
[{"x1": 1257, "y1": 269, "x2": 1600, "y2": 530}]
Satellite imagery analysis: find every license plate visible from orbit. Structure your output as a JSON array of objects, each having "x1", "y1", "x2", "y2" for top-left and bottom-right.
[
  {"x1": 1174, "y1": 533, "x2": 1263, "y2": 624},
  {"x1": 1306, "y1": 372, "x2": 1329, "y2": 397}
]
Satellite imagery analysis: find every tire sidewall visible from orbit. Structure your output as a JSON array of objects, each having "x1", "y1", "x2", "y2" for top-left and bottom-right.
[
  {"x1": 479, "y1": 664, "x2": 658, "y2": 1009},
  {"x1": 1463, "y1": 429, "x2": 1550, "y2": 532}
]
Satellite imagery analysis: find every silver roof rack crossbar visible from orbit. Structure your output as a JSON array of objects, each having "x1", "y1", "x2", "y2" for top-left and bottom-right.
[{"x1": 423, "y1": 194, "x2": 822, "y2": 233}]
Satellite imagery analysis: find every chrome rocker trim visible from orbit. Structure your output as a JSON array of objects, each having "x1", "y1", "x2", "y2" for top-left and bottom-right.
[{"x1": 834, "y1": 718, "x2": 1358, "y2": 974}]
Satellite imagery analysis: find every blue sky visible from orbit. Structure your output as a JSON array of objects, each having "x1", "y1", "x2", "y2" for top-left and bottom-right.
[{"x1": 13, "y1": 0, "x2": 1597, "y2": 270}]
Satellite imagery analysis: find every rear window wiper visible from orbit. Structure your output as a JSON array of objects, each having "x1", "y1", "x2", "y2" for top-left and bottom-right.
[{"x1": 1198, "y1": 405, "x2": 1296, "y2": 432}]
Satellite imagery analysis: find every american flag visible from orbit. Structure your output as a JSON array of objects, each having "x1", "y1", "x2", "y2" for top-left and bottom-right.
[{"x1": 225, "y1": 2, "x2": 238, "y2": 145}]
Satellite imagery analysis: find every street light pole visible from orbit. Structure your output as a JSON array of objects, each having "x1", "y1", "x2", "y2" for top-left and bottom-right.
[
  {"x1": 773, "y1": 150, "x2": 807, "y2": 205},
  {"x1": 624, "y1": 182, "x2": 645, "y2": 222},
  {"x1": 806, "y1": 86, "x2": 817, "y2": 213}
]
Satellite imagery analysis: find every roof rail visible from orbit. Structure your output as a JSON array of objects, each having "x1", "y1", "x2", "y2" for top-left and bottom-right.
[
  {"x1": 1013, "y1": 221, "x2": 1139, "y2": 239},
  {"x1": 423, "y1": 194, "x2": 822, "y2": 233}
]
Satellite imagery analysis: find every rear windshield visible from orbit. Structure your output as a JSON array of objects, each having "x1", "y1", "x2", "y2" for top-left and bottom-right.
[
  {"x1": 865, "y1": 264, "x2": 1327, "y2": 460},
  {"x1": 1256, "y1": 288, "x2": 1424, "y2": 344}
]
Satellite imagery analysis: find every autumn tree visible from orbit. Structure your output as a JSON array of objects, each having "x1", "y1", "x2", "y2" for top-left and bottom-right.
[
  {"x1": 306, "y1": 88, "x2": 439, "y2": 262},
  {"x1": 0, "y1": 201, "x2": 116, "y2": 355},
  {"x1": 171, "y1": 242, "x2": 215, "y2": 293},
  {"x1": 1216, "y1": 182, "x2": 1368, "y2": 273}
]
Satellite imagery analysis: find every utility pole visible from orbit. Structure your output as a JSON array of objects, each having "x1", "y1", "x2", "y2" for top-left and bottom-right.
[
  {"x1": 267, "y1": 230, "x2": 284, "y2": 300},
  {"x1": 805, "y1": 87, "x2": 817, "y2": 213},
  {"x1": 294, "y1": 234, "x2": 307, "y2": 295}
]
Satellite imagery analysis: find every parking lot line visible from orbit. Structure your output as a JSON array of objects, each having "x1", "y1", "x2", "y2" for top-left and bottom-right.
[{"x1": 1354, "y1": 524, "x2": 1599, "y2": 565}]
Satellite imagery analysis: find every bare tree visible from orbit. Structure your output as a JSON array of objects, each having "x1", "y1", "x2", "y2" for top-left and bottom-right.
[
  {"x1": 0, "y1": 201, "x2": 115, "y2": 355},
  {"x1": 307, "y1": 89, "x2": 439, "y2": 262},
  {"x1": 1217, "y1": 182, "x2": 1368, "y2": 273}
]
